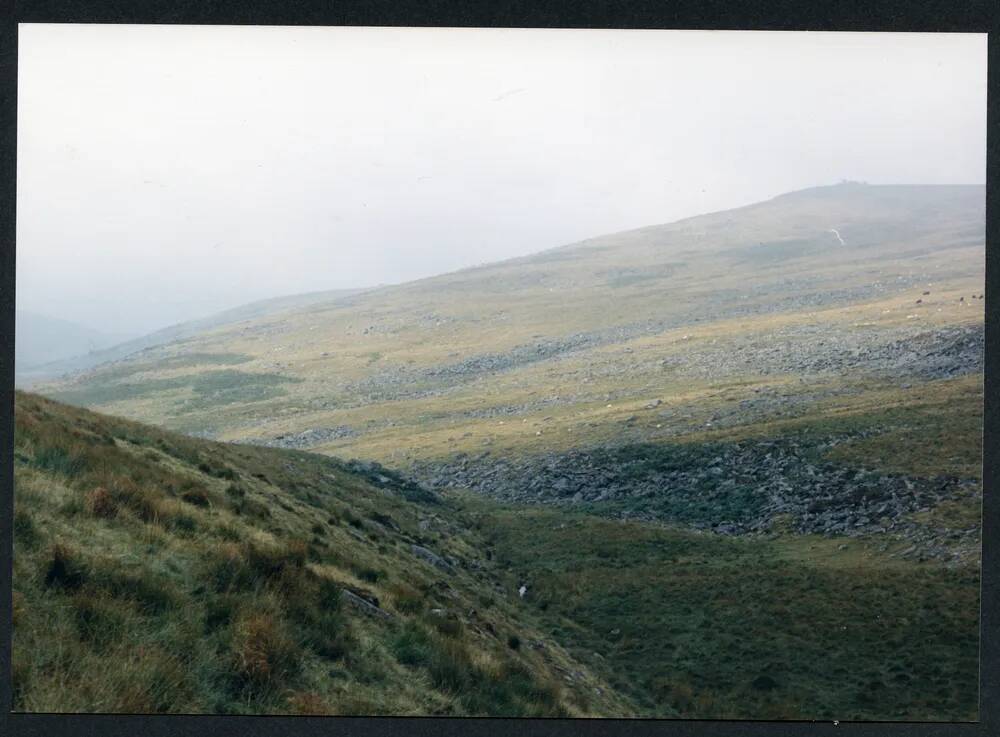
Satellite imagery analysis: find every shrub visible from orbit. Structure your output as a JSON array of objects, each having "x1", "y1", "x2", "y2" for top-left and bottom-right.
[
  {"x1": 426, "y1": 637, "x2": 474, "y2": 693},
  {"x1": 112, "y1": 645, "x2": 190, "y2": 713},
  {"x1": 215, "y1": 524, "x2": 242, "y2": 542},
  {"x1": 388, "y1": 582, "x2": 425, "y2": 615},
  {"x1": 204, "y1": 595, "x2": 240, "y2": 633},
  {"x1": 85, "y1": 487, "x2": 119, "y2": 518},
  {"x1": 353, "y1": 566, "x2": 383, "y2": 585},
  {"x1": 167, "y1": 513, "x2": 198, "y2": 537},
  {"x1": 209, "y1": 541, "x2": 308, "y2": 594},
  {"x1": 507, "y1": 635, "x2": 521, "y2": 650},
  {"x1": 72, "y1": 591, "x2": 128, "y2": 652},
  {"x1": 286, "y1": 576, "x2": 351, "y2": 661},
  {"x1": 390, "y1": 622, "x2": 433, "y2": 667},
  {"x1": 107, "y1": 478, "x2": 163, "y2": 523},
  {"x1": 33, "y1": 444, "x2": 86, "y2": 476},
  {"x1": 180, "y1": 487, "x2": 210, "y2": 507},
  {"x1": 496, "y1": 660, "x2": 564, "y2": 715},
  {"x1": 230, "y1": 612, "x2": 299, "y2": 690},
  {"x1": 89, "y1": 564, "x2": 178, "y2": 614}
]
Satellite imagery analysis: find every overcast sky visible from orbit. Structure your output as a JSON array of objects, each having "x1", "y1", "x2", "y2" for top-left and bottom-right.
[{"x1": 16, "y1": 25, "x2": 987, "y2": 336}]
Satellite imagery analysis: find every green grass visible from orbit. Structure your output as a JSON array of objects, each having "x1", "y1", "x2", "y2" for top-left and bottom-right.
[
  {"x1": 46, "y1": 369, "x2": 299, "y2": 410},
  {"x1": 477, "y1": 506, "x2": 980, "y2": 720},
  {"x1": 12, "y1": 391, "x2": 625, "y2": 716}
]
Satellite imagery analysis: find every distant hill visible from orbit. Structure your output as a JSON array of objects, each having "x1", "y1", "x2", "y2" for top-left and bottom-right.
[
  {"x1": 36, "y1": 182, "x2": 985, "y2": 462},
  {"x1": 15, "y1": 310, "x2": 132, "y2": 376},
  {"x1": 17, "y1": 287, "x2": 370, "y2": 386}
]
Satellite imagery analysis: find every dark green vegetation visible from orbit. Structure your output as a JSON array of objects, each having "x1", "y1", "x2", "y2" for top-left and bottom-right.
[
  {"x1": 13, "y1": 393, "x2": 625, "y2": 716},
  {"x1": 47, "y1": 367, "x2": 297, "y2": 410},
  {"x1": 479, "y1": 507, "x2": 979, "y2": 720}
]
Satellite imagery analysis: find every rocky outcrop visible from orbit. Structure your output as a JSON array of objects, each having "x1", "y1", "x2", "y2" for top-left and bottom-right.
[{"x1": 412, "y1": 435, "x2": 980, "y2": 550}]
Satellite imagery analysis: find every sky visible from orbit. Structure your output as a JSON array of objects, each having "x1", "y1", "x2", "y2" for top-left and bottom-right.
[{"x1": 16, "y1": 25, "x2": 987, "y2": 336}]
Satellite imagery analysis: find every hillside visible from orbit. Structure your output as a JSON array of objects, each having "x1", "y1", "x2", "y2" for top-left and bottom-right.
[
  {"x1": 36, "y1": 183, "x2": 984, "y2": 466},
  {"x1": 12, "y1": 391, "x2": 629, "y2": 716},
  {"x1": 17, "y1": 287, "x2": 369, "y2": 387},
  {"x1": 12, "y1": 392, "x2": 980, "y2": 718}
]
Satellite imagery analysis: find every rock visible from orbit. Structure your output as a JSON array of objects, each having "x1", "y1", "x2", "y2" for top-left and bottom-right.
[
  {"x1": 341, "y1": 590, "x2": 393, "y2": 620},
  {"x1": 411, "y1": 544, "x2": 455, "y2": 573}
]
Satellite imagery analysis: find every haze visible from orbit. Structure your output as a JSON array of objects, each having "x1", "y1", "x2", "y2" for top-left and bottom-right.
[{"x1": 16, "y1": 25, "x2": 986, "y2": 336}]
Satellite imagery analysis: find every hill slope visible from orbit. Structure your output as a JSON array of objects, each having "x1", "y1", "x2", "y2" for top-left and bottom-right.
[
  {"x1": 18, "y1": 287, "x2": 369, "y2": 387},
  {"x1": 18, "y1": 183, "x2": 984, "y2": 719},
  {"x1": 35, "y1": 183, "x2": 984, "y2": 466},
  {"x1": 12, "y1": 391, "x2": 630, "y2": 716}
]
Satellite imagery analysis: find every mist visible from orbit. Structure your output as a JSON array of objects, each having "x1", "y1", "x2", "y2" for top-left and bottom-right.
[{"x1": 16, "y1": 25, "x2": 986, "y2": 336}]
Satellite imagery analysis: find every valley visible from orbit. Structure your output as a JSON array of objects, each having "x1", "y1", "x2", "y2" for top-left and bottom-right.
[{"x1": 17, "y1": 182, "x2": 985, "y2": 719}]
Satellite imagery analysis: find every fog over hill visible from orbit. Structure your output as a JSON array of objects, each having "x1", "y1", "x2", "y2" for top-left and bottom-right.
[{"x1": 14, "y1": 310, "x2": 134, "y2": 374}]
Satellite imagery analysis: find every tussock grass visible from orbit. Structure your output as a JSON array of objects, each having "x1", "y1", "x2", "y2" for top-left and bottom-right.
[{"x1": 12, "y1": 391, "x2": 617, "y2": 716}]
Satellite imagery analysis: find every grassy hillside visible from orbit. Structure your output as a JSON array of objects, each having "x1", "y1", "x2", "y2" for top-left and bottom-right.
[
  {"x1": 481, "y1": 506, "x2": 979, "y2": 721},
  {"x1": 35, "y1": 184, "x2": 984, "y2": 467},
  {"x1": 17, "y1": 288, "x2": 369, "y2": 387},
  {"x1": 12, "y1": 392, "x2": 629, "y2": 716},
  {"x1": 13, "y1": 392, "x2": 980, "y2": 719}
]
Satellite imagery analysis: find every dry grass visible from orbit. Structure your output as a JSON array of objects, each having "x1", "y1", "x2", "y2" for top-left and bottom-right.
[{"x1": 12, "y1": 391, "x2": 627, "y2": 716}]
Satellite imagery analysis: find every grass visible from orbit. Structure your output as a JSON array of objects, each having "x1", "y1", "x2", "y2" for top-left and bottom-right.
[
  {"x1": 13, "y1": 356, "x2": 984, "y2": 719},
  {"x1": 476, "y1": 505, "x2": 980, "y2": 720},
  {"x1": 29, "y1": 382, "x2": 979, "y2": 718},
  {"x1": 12, "y1": 391, "x2": 626, "y2": 716},
  {"x1": 46, "y1": 369, "x2": 299, "y2": 411}
]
